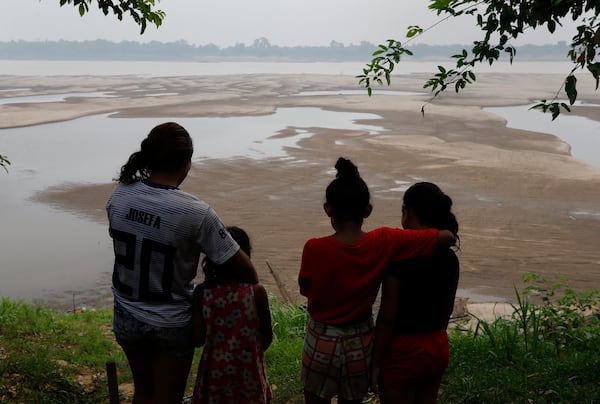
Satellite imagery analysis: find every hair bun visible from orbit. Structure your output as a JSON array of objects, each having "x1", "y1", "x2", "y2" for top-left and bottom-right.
[{"x1": 335, "y1": 157, "x2": 360, "y2": 181}]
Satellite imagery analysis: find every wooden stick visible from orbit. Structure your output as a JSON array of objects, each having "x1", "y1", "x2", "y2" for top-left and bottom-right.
[
  {"x1": 106, "y1": 361, "x2": 120, "y2": 404},
  {"x1": 266, "y1": 260, "x2": 292, "y2": 304}
]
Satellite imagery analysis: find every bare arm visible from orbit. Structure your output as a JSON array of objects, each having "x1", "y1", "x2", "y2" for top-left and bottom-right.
[
  {"x1": 371, "y1": 273, "x2": 401, "y2": 393},
  {"x1": 298, "y1": 275, "x2": 310, "y2": 297},
  {"x1": 298, "y1": 242, "x2": 311, "y2": 297},
  {"x1": 192, "y1": 285, "x2": 207, "y2": 347},
  {"x1": 253, "y1": 284, "x2": 273, "y2": 350},
  {"x1": 437, "y1": 229, "x2": 456, "y2": 248},
  {"x1": 224, "y1": 249, "x2": 259, "y2": 284}
]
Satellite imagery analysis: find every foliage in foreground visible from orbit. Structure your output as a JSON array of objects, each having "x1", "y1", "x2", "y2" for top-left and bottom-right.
[
  {"x1": 0, "y1": 273, "x2": 599, "y2": 403},
  {"x1": 359, "y1": 0, "x2": 600, "y2": 120},
  {"x1": 0, "y1": 296, "x2": 309, "y2": 404},
  {"x1": 0, "y1": 299, "x2": 122, "y2": 402},
  {"x1": 441, "y1": 273, "x2": 600, "y2": 403},
  {"x1": 58, "y1": 0, "x2": 164, "y2": 34}
]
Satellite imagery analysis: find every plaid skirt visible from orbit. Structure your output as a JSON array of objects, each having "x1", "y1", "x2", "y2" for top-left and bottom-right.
[{"x1": 301, "y1": 317, "x2": 374, "y2": 400}]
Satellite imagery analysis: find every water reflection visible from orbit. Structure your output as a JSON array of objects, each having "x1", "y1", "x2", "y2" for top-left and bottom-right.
[
  {"x1": 1, "y1": 102, "x2": 598, "y2": 303},
  {"x1": 485, "y1": 104, "x2": 600, "y2": 169},
  {"x1": 0, "y1": 92, "x2": 118, "y2": 105},
  {"x1": 0, "y1": 108, "x2": 384, "y2": 301},
  {"x1": 0, "y1": 60, "x2": 578, "y2": 77},
  {"x1": 294, "y1": 90, "x2": 426, "y2": 97}
]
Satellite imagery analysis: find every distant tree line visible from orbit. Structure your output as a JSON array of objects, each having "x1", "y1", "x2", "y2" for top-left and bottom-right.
[{"x1": 0, "y1": 38, "x2": 570, "y2": 62}]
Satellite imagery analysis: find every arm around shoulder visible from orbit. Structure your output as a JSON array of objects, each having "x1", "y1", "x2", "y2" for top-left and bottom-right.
[
  {"x1": 437, "y1": 229, "x2": 456, "y2": 248},
  {"x1": 225, "y1": 249, "x2": 259, "y2": 284}
]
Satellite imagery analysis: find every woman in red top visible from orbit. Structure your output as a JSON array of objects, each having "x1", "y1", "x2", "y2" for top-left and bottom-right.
[
  {"x1": 298, "y1": 158, "x2": 456, "y2": 404},
  {"x1": 371, "y1": 182, "x2": 460, "y2": 404}
]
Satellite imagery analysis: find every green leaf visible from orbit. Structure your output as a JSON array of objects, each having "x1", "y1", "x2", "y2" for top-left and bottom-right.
[
  {"x1": 406, "y1": 25, "x2": 424, "y2": 38},
  {"x1": 587, "y1": 63, "x2": 600, "y2": 90},
  {"x1": 78, "y1": 3, "x2": 85, "y2": 16},
  {"x1": 550, "y1": 103, "x2": 560, "y2": 120},
  {"x1": 505, "y1": 46, "x2": 516, "y2": 63},
  {"x1": 530, "y1": 103, "x2": 549, "y2": 113},
  {"x1": 428, "y1": 0, "x2": 453, "y2": 11},
  {"x1": 564, "y1": 75, "x2": 577, "y2": 105},
  {"x1": 0, "y1": 154, "x2": 10, "y2": 173}
]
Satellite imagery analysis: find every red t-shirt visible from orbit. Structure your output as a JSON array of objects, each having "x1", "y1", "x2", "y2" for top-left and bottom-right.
[{"x1": 298, "y1": 227, "x2": 438, "y2": 325}]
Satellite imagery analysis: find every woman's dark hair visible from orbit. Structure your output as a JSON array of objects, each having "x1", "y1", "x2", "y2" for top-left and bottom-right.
[
  {"x1": 203, "y1": 226, "x2": 251, "y2": 283},
  {"x1": 117, "y1": 122, "x2": 193, "y2": 184},
  {"x1": 226, "y1": 226, "x2": 251, "y2": 259},
  {"x1": 325, "y1": 157, "x2": 370, "y2": 222},
  {"x1": 403, "y1": 182, "x2": 459, "y2": 237}
]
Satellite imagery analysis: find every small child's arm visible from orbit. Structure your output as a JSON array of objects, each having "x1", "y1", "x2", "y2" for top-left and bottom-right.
[{"x1": 253, "y1": 284, "x2": 273, "y2": 350}]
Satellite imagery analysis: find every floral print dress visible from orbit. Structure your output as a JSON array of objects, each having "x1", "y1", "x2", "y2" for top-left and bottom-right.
[{"x1": 193, "y1": 283, "x2": 272, "y2": 404}]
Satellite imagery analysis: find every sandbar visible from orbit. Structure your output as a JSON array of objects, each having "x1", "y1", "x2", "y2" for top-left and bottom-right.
[{"x1": 2, "y1": 72, "x2": 599, "y2": 316}]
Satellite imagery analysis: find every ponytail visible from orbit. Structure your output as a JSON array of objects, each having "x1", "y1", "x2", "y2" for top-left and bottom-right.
[
  {"x1": 116, "y1": 122, "x2": 193, "y2": 184},
  {"x1": 117, "y1": 150, "x2": 150, "y2": 184}
]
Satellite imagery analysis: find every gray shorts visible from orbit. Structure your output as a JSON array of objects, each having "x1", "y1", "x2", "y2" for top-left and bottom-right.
[{"x1": 112, "y1": 300, "x2": 194, "y2": 358}]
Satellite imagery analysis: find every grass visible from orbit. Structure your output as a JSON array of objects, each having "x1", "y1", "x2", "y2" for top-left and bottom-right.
[
  {"x1": 0, "y1": 299, "x2": 123, "y2": 402},
  {"x1": 0, "y1": 273, "x2": 599, "y2": 403}
]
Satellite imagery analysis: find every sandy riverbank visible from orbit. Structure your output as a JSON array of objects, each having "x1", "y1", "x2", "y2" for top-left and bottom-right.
[{"x1": 2, "y1": 72, "x2": 599, "y2": 317}]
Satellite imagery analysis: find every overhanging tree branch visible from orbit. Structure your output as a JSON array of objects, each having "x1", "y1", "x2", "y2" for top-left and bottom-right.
[
  {"x1": 58, "y1": 0, "x2": 165, "y2": 34},
  {"x1": 0, "y1": 1, "x2": 166, "y2": 173},
  {"x1": 359, "y1": 0, "x2": 600, "y2": 120}
]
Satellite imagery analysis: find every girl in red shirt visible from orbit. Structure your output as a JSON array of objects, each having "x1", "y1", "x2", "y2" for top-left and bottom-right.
[{"x1": 298, "y1": 157, "x2": 455, "y2": 404}]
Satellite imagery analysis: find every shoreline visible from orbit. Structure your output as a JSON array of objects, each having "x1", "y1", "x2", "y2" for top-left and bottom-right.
[{"x1": 1, "y1": 72, "x2": 599, "y2": 313}]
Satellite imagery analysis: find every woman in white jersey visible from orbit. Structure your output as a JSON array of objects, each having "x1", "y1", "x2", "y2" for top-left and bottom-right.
[{"x1": 107, "y1": 122, "x2": 258, "y2": 404}]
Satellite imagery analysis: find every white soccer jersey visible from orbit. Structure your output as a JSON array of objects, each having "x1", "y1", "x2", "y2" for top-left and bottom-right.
[{"x1": 106, "y1": 181, "x2": 239, "y2": 327}]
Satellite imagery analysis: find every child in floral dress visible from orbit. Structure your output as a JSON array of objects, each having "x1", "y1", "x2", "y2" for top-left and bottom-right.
[{"x1": 192, "y1": 226, "x2": 273, "y2": 404}]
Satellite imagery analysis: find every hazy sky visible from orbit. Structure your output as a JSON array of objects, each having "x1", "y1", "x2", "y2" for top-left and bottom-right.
[{"x1": 5, "y1": 0, "x2": 578, "y2": 47}]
